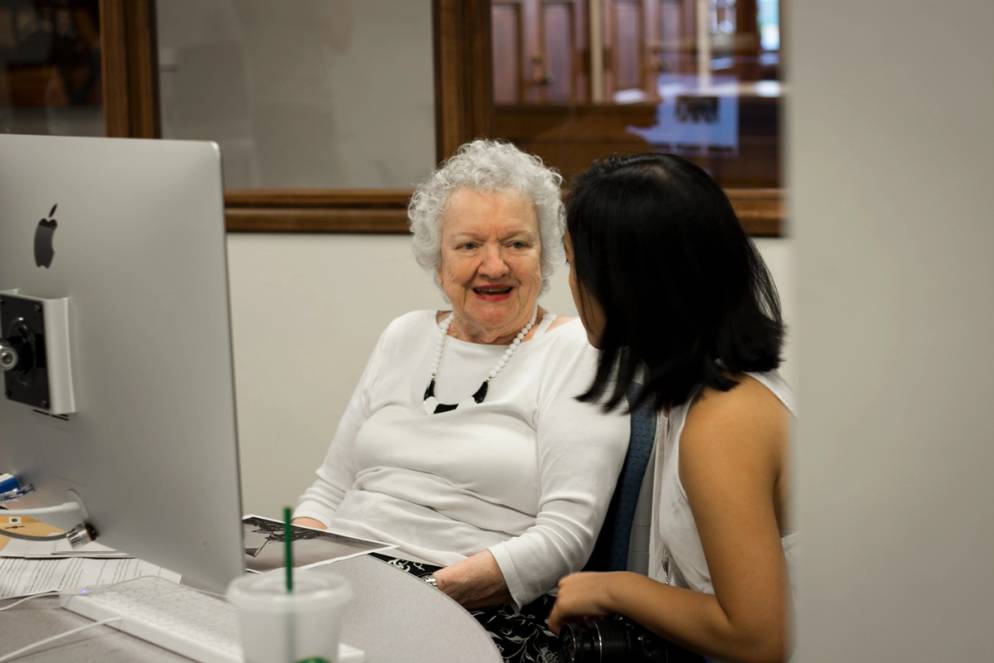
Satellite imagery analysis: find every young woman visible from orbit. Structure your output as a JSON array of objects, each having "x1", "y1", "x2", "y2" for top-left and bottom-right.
[{"x1": 548, "y1": 154, "x2": 796, "y2": 663}]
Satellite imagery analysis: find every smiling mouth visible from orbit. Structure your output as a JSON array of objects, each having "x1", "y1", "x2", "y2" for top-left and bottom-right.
[{"x1": 473, "y1": 286, "x2": 514, "y2": 301}]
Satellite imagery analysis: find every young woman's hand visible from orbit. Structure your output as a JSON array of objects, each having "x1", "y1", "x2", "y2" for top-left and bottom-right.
[{"x1": 547, "y1": 571, "x2": 627, "y2": 634}]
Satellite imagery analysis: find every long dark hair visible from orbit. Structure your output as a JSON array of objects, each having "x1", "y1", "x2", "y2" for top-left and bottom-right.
[{"x1": 567, "y1": 153, "x2": 784, "y2": 412}]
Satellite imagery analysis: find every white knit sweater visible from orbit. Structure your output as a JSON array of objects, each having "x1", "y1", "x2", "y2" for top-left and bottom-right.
[{"x1": 295, "y1": 310, "x2": 629, "y2": 606}]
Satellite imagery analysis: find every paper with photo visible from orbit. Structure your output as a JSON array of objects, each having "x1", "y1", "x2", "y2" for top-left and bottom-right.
[{"x1": 243, "y1": 514, "x2": 395, "y2": 573}]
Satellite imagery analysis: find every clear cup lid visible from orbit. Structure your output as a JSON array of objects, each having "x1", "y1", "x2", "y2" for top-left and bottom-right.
[{"x1": 227, "y1": 570, "x2": 351, "y2": 611}]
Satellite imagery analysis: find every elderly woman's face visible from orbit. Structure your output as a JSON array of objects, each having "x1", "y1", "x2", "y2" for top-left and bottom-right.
[{"x1": 438, "y1": 188, "x2": 542, "y2": 343}]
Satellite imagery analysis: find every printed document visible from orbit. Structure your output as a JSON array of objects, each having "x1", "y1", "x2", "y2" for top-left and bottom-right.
[{"x1": 0, "y1": 557, "x2": 180, "y2": 600}]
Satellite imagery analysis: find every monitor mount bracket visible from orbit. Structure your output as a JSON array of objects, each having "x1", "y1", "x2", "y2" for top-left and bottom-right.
[{"x1": 0, "y1": 291, "x2": 75, "y2": 415}]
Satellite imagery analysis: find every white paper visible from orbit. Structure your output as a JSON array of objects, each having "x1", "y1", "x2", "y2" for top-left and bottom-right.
[
  {"x1": 0, "y1": 537, "x2": 128, "y2": 559},
  {"x1": 0, "y1": 557, "x2": 181, "y2": 600}
]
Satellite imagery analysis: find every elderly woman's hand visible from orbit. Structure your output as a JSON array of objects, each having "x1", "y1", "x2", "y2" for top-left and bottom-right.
[
  {"x1": 431, "y1": 550, "x2": 513, "y2": 609},
  {"x1": 291, "y1": 516, "x2": 327, "y2": 530}
]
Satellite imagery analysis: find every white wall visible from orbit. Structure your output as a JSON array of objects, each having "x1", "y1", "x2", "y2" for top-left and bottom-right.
[
  {"x1": 227, "y1": 235, "x2": 794, "y2": 517},
  {"x1": 791, "y1": 1, "x2": 994, "y2": 660}
]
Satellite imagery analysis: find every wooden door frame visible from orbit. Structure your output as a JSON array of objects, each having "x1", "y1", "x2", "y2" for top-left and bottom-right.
[
  {"x1": 100, "y1": 0, "x2": 160, "y2": 138},
  {"x1": 100, "y1": 0, "x2": 781, "y2": 236}
]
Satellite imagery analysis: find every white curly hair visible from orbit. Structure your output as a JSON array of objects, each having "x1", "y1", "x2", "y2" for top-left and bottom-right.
[{"x1": 408, "y1": 139, "x2": 565, "y2": 294}]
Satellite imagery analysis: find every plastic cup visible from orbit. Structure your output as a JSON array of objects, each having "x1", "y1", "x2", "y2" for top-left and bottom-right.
[{"x1": 227, "y1": 570, "x2": 352, "y2": 663}]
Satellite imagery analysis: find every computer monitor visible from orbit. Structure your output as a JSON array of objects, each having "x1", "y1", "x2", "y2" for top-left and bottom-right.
[{"x1": 0, "y1": 134, "x2": 244, "y2": 593}]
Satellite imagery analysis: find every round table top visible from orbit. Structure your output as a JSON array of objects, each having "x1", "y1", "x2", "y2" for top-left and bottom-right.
[{"x1": 0, "y1": 554, "x2": 502, "y2": 663}]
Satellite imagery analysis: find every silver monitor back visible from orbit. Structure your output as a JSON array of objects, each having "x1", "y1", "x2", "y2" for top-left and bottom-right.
[{"x1": 0, "y1": 134, "x2": 243, "y2": 592}]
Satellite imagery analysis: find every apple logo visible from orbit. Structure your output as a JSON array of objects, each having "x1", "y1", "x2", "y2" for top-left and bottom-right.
[{"x1": 34, "y1": 204, "x2": 58, "y2": 269}]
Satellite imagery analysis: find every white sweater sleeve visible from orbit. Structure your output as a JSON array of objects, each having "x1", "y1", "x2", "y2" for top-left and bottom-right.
[
  {"x1": 488, "y1": 340, "x2": 629, "y2": 606},
  {"x1": 293, "y1": 328, "x2": 388, "y2": 526}
]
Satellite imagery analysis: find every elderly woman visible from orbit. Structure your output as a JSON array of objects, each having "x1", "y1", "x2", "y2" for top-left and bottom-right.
[{"x1": 294, "y1": 140, "x2": 628, "y2": 662}]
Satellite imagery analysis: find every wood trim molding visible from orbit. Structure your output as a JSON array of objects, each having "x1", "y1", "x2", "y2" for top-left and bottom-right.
[
  {"x1": 433, "y1": 0, "x2": 494, "y2": 162},
  {"x1": 100, "y1": 0, "x2": 160, "y2": 138},
  {"x1": 727, "y1": 189, "x2": 784, "y2": 237},
  {"x1": 224, "y1": 190, "x2": 411, "y2": 233},
  {"x1": 223, "y1": 188, "x2": 781, "y2": 236},
  {"x1": 225, "y1": 190, "x2": 412, "y2": 208}
]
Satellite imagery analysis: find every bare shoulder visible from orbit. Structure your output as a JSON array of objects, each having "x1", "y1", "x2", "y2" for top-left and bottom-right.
[
  {"x1": 547, "y1": 314, "x2": 575, "y2": 331},
  {"x1": 680, "y1": 376, "x2": 789, "y2": 479}
]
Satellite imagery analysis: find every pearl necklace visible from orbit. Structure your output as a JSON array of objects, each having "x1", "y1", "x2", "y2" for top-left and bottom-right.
[{"x1": 423, "y1": 309, "x2": 538, "y2": 415}]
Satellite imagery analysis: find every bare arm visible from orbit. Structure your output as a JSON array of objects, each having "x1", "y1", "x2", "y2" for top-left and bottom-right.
[{"x1": 549, "y1": 378, "x2": 791, "y2": 663}]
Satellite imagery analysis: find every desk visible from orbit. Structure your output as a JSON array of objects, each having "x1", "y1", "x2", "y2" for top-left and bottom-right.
[{"x1": 0, "y1": 555, "x2": 503, "y2": 662}]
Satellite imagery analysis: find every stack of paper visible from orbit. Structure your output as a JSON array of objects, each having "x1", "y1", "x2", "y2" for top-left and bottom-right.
[
  {"x1": 0, "y1": 517, "x2": 179, "y2": 600},
  {"x1": 0, "y1": 537, "x2": 129, "y2": 559},
  {"x1": 0, "y1": 556, "x2": 181, "y2": 600}
]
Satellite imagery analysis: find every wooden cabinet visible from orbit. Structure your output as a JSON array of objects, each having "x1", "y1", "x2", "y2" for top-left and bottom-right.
[
  {"x1": 492, "y1": 0, "x2": 588, "y2": 104},
  {"x1": 492, "y1": 0, "x2": 770, "y2": 103}
]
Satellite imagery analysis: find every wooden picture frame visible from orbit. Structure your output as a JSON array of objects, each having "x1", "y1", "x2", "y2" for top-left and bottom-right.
[{"x1": 99, "y1": 0, "x2": 783, "y2": 236}]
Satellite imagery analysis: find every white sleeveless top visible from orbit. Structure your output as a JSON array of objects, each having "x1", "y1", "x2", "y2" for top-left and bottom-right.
[{"x1": 648, "y1": 371, "x2": 798, "y2": 600}]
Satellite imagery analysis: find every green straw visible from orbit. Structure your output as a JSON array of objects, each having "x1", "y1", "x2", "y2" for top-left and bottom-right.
[{"x1": 283, "y1": 506, "x2": 294, "y2": 593}]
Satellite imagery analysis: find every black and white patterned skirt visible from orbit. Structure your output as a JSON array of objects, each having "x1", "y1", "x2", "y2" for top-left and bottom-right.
[{"x1": 372, "y1": 553, "x2": 562, "y2": 663}]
